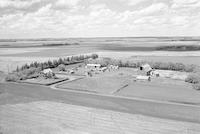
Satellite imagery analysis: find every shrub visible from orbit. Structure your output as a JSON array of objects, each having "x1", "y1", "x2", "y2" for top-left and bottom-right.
[
  {"x1": 44, "y1": 72, "x2": 56, "y2": 79},
  {"x1": 58, "y1": 64, "x2": 66, "y2": 71},
  {"x1": 5, "y1": 74, "x2": 19, "y2": 82},
  {"x1": 185, "y1": 73, "x2": 200, "y2": 90},
  {"x1": 5, "y1": 67, "x2": 41, "y2": 82},
  {"x1": 185, "y1": 73, "x2": 200, "y2": 84},
  {"x1": 192, "y1": 83, "x2": 200, "y2": 90}
]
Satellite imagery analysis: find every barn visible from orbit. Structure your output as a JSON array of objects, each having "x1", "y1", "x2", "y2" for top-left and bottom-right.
[{"x1": 139, "y1": 64, "x2": 152, "y2": 76}]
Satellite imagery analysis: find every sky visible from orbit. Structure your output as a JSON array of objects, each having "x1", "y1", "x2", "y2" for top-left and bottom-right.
[{"x1": 0, "y1": 0, "x2": 200, "y2": 38}]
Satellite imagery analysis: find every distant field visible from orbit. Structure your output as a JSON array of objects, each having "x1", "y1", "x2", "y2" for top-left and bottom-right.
[
  {"x1": 1, "y1": 37, "x2": 200, "y2": 72},
  {"x1": 130, "y1": 56, "x2": 200, "y2": 65}
]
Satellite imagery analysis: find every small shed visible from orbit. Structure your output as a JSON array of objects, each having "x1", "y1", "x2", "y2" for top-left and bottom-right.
[
  {"x1": 152, "y1": 70, "x2": 160, "y2": 77},
  {"x1": 139, "y1": 64, "x2": 152, "y2": 76},
  {"x1": 69, "y1": 70, "x2": 75, "y2": 74},
  {"x1": 136, "y1": 75, "x2": 151, "y2": 81}
]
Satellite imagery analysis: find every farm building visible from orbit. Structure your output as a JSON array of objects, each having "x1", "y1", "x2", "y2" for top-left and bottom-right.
[
  {"x1": 69, "y1": 70, "x2": 75, "y2": 74},
  {"x1": 42, "y1": 68, "x2": 53, "y2": 74},
  {"x1": 139, "y1": 64, "x2": 152, "y2": 76},
  {"x1": 152, "y1": 70, "x2": 160, "y2": 77},
  {"x1": 86, "y1": 64, "x2": 101, "y2": 69},
  {"x1": 136, "y1": 75, "x2": 151, "y2": 81},
  {"x1": 41, "y1": 68, "x2": 55, "y2": 78}
]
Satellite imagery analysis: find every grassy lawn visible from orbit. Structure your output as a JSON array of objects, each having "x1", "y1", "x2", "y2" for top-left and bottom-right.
[
  {"x1": 21, "y1": 77, "x2": 68, "y2": 86},
  {"x1": 57, "y1": 69, "x2": 133, "y2": 93}
]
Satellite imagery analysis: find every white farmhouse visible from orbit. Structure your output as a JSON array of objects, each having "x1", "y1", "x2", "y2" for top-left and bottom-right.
[{"x1": 42, "y1": 68, "x2": 53, "y2": 74}]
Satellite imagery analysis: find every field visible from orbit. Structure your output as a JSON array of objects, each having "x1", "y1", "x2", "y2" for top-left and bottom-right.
[{"x1": 1, "y1": 101, "x2": 200, "y2": 134}]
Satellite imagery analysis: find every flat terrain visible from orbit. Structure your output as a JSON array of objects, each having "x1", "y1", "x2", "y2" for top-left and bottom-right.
[
  {"x1": 1, "y1": 37, "x2": 200, "y2": 133},
  {"x1": 1, "y1": 101, "x2": 200, "y2": 134},
  {"x1": 1, "y1": 37, "x2": 200, "y2": 72}
]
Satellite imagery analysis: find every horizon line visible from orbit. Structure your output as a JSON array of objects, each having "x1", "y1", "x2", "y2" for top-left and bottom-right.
[{"x1": 1, "y1": 36, "x2": 200, "y2": 40}]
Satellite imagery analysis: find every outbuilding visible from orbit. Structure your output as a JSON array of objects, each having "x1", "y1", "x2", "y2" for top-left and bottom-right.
[
  {"x1": 41, "y1": 68, "x2": 55, "y2": 78},
  {"x1": 136, "y1": 75, "x2": 151, "y2": 81},
  {"x1": 86, "y1": 64, "x2": 101, "y2": 69}
]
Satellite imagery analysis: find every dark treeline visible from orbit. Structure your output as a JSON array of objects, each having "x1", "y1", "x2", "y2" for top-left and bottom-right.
[
  {"x1": 88, "y1": 58, "x2": 198, "y2": 72},
  {"x1": 6, "y1": 54, "x2": 98, "y2": 82},
  {"x1": 17, "y1": 54, "x2": 98, "y2": 72},
  {"x1": 156, "y1": 45, "x2": 200, "y2": 51},
  {"x1": 42, "y1": 42, "x2": 79, "y2": 47},
  {"x1": 101, "y1": 45, "x2": 200, "y2": 52}
]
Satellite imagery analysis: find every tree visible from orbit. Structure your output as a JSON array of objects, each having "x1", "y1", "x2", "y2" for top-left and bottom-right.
[{"x1": 58, "y1": 64, "x2": 66, "y2": 71}]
